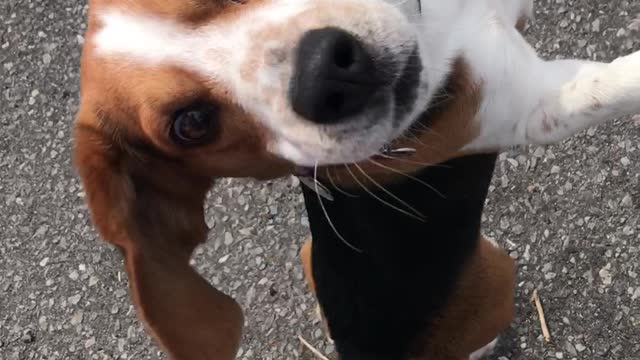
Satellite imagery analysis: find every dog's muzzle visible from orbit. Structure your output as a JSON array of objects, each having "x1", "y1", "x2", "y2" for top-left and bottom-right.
[
  {"x1": 289, "y1": 2, "x2": 422, "y2": 126},
  {"x1": 289, "y1": 27, "x2": 384, "y2": 125}
]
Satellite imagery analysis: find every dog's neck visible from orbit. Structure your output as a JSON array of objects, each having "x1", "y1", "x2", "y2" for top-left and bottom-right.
[{"x1": 302, "y1": 152, "x2": 497, "y2": 359}]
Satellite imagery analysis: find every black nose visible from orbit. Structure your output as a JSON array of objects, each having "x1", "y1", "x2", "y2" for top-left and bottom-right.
[{"x1": 290, "y1": 28, "x2": 381, "y2": 125}]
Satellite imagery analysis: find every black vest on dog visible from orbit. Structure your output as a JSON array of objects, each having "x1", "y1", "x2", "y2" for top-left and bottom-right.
[{"x1": 301, "y1": 153, "x2": 498, "y2": 360}]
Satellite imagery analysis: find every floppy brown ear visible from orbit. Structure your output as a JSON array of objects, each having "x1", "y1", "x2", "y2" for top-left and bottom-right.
[{"x1": 73, "y1": 111, "x2": 243, "y2": 360}]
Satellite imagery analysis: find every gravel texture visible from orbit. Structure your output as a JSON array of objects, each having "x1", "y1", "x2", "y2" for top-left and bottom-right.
[{"x1": 1, "y1": 0, "x2": 639, "y2": 359}]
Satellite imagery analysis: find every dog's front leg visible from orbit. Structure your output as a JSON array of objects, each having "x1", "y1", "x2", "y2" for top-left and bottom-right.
[
  {"x1": 520, "y1": 52, "x2": 640, "y2": 145},
  {"x1": 466, "y1": 43, "x2": 640, "y2": 152}
]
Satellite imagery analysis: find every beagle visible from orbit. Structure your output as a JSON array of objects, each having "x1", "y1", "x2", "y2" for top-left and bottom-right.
[{"x1": 73, "y1": 0, "x2": 640, "y2": 359}]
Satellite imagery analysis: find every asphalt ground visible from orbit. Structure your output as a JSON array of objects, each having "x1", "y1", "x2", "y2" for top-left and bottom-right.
[{"x1": 1, "y1": 0, "x2": 639, "y2": 359}]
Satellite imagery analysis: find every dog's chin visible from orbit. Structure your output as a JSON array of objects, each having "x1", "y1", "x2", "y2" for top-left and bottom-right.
[
  {"x1": 287, "y1": 101, "x2": 427, "y2": 175},
  {"x1": 289, "y1": 116, "x2": 422, "y2": 177}
]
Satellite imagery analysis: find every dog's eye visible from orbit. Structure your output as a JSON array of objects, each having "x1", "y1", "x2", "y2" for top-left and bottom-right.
[{"x1": 170, "y1": 102, "x2": 219, "y2": 146}]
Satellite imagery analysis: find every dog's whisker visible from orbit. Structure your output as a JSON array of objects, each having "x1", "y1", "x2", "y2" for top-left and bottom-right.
[
  {"x1": 388, "y1": 147, "x2": 417, "y2": 157},
  {"x1": 326, "y1": 170, "x2": 359, "y2": 198},
  {"x1": 368, "y1": 159, "x2": 446, "y2": 199},
  {"x1": 353, "y1": 163, "x2": 427, "y2": 219},
  {"x1": 400, "y1": 133, "x2": 446, "y2": 157},
  {"x1": 410, "y1": 122, "x2": 446, "y2": 140},
  {"x1": 346, "y1": 164, "x2": 425, "y2": 222},
  {"x1": 299, "y1": 176, "x2": 334, "y2": 202},
  {"x1": 400, "y1": 131, "x2": 450, "y2": 159},
  {"x1": 402, "y1": 132, "x2": 428, "y2": 147},
  {"x1": 314, "y1": 163, "x2": 363, "y2": 253},
  {"x1": 422, "y1": 94, "x2": 454, "y2": 110},
  {"x1": 380, "y1": 145, "x2": 416, "y2": 157}
]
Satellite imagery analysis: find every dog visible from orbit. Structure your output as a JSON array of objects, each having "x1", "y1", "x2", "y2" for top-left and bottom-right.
[{"x1": 73, "y1": 0, "x2": 640, "y2": 359}]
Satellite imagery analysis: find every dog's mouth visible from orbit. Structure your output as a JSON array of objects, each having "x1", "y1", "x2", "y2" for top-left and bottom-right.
[
  {"x1": 293, "y1": 145, "x2": 419, "y2": 201},
  {"x1": 292, "y1": 48, "x2": 430, "y2": 198},
  {"x1": 293, "y1": 131, "x2": 426, "y2": 201},
  {"x1": 293, "y1": 144, "x2": 417, "y2": 175}
]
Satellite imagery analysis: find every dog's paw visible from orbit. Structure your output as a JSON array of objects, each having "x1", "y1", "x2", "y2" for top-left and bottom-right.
[
  {"x1": 604, "y1": 50, "x2": 640, "y2": 92},
  {"x1": 469, "y1": 338, "x2": 498, "y2": 360},
  {"x1": 601, "y1": 50, "x2": 640, "y2": 112},
  {"x1": 610, "y1": 49, "x2": 640, "y2": 69}
]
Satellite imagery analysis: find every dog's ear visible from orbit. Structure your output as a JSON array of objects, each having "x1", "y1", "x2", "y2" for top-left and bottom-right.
[{"x1": 73, "y1": 108, "x2": 243, "y2": 360}]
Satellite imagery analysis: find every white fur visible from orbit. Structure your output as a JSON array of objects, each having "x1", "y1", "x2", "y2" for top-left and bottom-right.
[
  {"x1": 92, "y1": 0, "x2": 640, "y2": 166},
  {"x1": 439, "y1": 0, "x2": 640, "y2": 151}
]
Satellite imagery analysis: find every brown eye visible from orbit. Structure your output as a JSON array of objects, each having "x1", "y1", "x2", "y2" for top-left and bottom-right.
[{"x1": 170, "y1": 102, "x2": 219, "y2": 146}]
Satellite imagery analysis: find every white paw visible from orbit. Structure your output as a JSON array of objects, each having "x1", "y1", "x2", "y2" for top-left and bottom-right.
[
  {"x1": 609, "y1": 50, "x2": 640, "y2": 79},
  {"x1": 611, "y1": 48, "x2": 640, "y2": 65},
  {"x1": 469, "y1": 338, "x2": 498, "y2": 360},
  {"x1": 598, "y1": 50, "x2": 640, "y2": 116}
]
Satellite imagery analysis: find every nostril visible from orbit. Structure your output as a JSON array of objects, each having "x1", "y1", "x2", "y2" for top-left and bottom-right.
[{"x1": 333, "y1": 38, "x2": 356, "y2": 69}]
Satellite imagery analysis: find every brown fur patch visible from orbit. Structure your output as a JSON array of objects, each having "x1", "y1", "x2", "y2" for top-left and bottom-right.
[
  {"x1": 325, "y1": 58, "x2": 483, "y2": 188},
  {"x1": 300, "y1": 238, "x2": 334, "y2": 341},
  {"x1": 408, "y1": 236, "x2": 516, "y2": 359},
  {"x1": 300, "y1": 238, "x2": 316, "y2": 293},
  {"x1": 516, "y1": 16, "x2": 528, "y2": 33},
  {"x1": 300, "y1": 235, "x2": 515, "y2": 360}
]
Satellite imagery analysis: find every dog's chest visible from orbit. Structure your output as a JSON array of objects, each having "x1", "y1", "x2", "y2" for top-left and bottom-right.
[{"x1": 301, "y1": 153, "x2": 498, "y2": 359}]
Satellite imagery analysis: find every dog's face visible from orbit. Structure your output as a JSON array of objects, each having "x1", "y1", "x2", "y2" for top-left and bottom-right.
[
  {"x1": 79, "y1": 0, "x2": 459, "y2": 172},
  {"x1": 74, "y1": 0, "x2": 481, "y2": 358}
]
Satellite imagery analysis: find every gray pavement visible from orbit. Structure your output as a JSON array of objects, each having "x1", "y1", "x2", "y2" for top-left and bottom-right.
[{"x1": 1, "y1": 0, "x2": 639, "y2": 359}]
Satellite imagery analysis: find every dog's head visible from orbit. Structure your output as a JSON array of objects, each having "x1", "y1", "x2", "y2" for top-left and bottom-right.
[
  {"x1": 74, "y1": 0, "x2": 486, "y2": 358},
  {"x1": 81, "y1": 0, "x2": 448, "y2": 165}
]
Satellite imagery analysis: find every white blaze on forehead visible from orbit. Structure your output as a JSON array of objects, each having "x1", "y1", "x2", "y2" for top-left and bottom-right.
[
  {"x1": 94, "y1": 10, "x2": 220, "y2": 66},
  {"x1": 93, "y1": 1, "x2": 311, "y2": 75}
]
